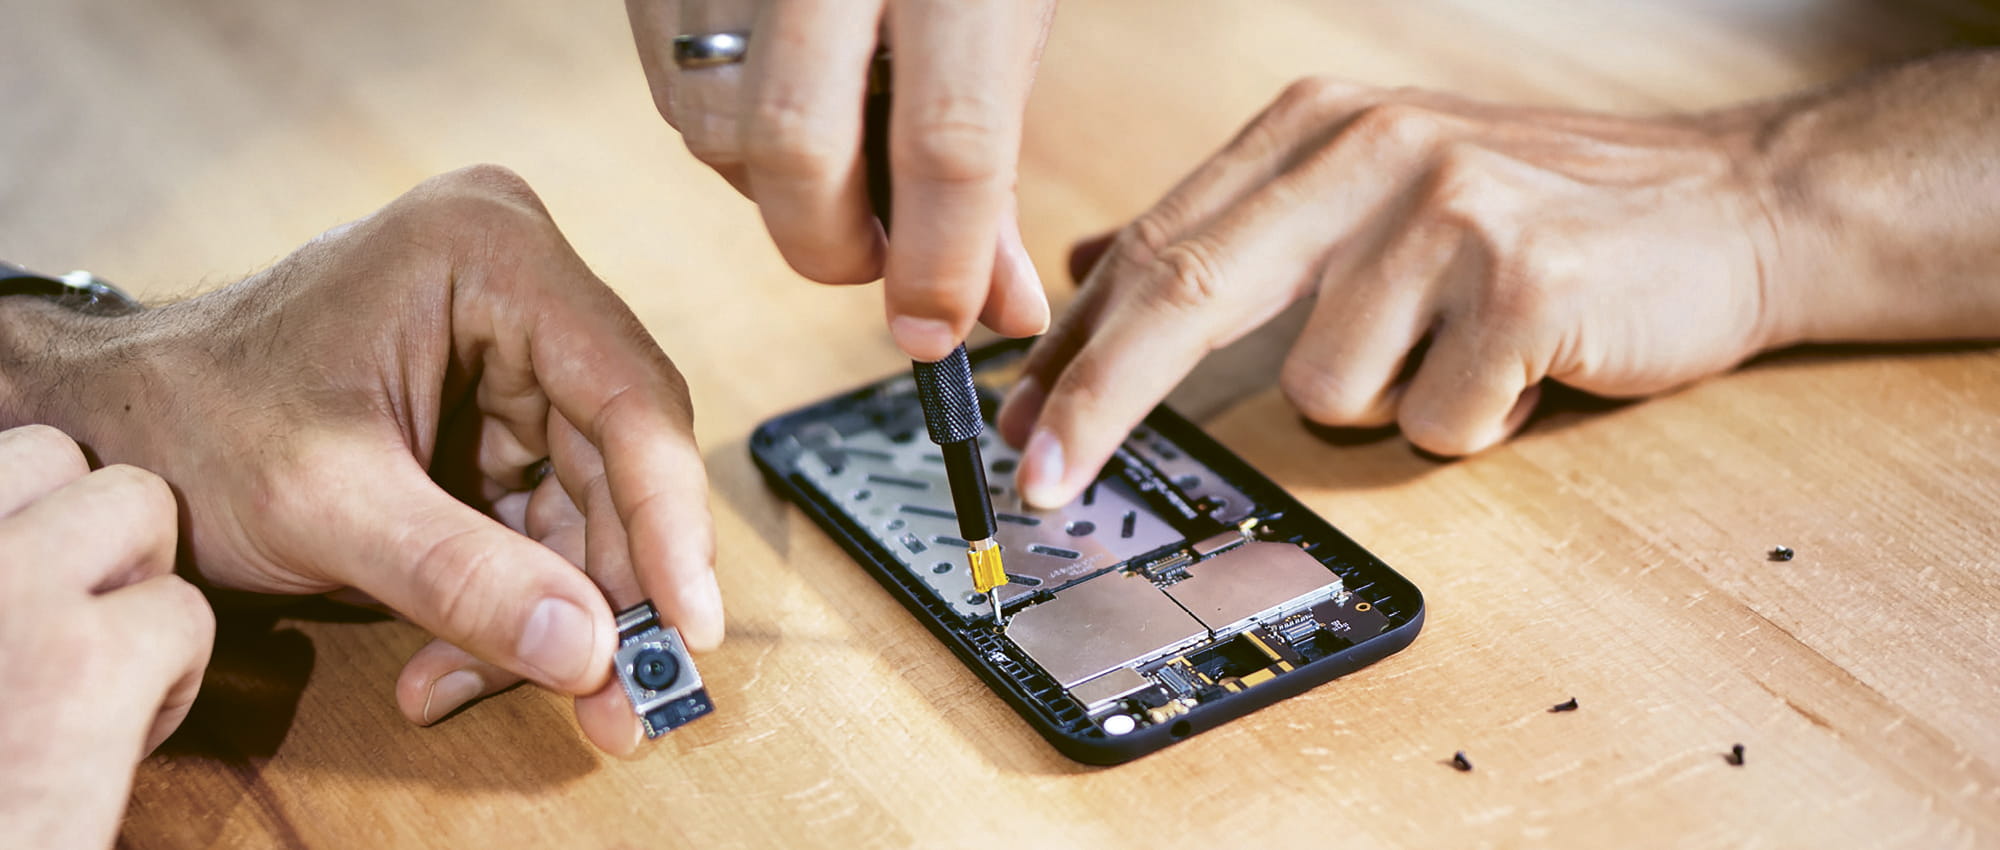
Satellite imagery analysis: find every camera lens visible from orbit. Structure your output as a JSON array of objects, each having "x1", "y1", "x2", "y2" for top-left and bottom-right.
[{"x1": 632, "y1": 647, "x2": 680, "y2": 691}]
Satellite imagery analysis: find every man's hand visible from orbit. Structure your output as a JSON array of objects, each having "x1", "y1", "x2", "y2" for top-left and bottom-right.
[
  {"x1": 626, "y1": 0, "x2": 1056, "y2": 360},
  {"x1": 0, "y1": 426, "x2": 214, "y2": 850},
  {"x1": 0, "y1": 166, "x2": 716, "y2": 754},
  {"x1": 998, "y1": 78, "x2": 1784, "y2": 505},
  {"x1": 1000, "y1": 56, "x2": 2000, "y2": 507}
]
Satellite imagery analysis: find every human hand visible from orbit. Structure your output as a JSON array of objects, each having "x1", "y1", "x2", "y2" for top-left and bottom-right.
[
  {"x1": 626, "y1": 0, "x2": 1057, "y2": 360},
  {"x1": 999, "y1": 78, "x2": 1792, "y2": 506},
  {"x1": 0, "y1": 425, "x2": 214, "y2": 850},
  {"x1": 7, "y1": 166, "x2": 716, "y2": 754}
]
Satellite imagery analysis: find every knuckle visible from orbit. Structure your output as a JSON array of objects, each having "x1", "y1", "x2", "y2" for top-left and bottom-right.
[
  {"x1": 1277, "y1": 76, "x2": 1337, "y2": 108},
  {"x1": 742, "y1": 133, "x2": 844, "y2": 183},
  {"x1": 667, "y1": 78, "x2": 742, "y2": 167},
  {"x1": 1279, "y1": 359, "x2": 1370, "y2": 425},
  {"x1": 1235, "y1": 77, "x2": 1351, "y2": 155},
  {"x1": 898, "y1": 95, "x2": 1008, "y2": 185},
  {"x1": 3, "y1": 422, "x2": 77, "y2": 454},
  {"x1": 742, "y1": 97, "x2": 848, "y2": 181},
  {"x1": 682, "y1": 126, "x2": 743, "y2": 170},
  {"x1": 1121, "y1": 218, "x2": 1173, "y2": 268},
  {"x1": 153, "y1": 575, "x2": 218, "y2": 645},
  {"x1": 1123, "y1": 185, "x2": 1215, "y2": 268},
  {"x1": 1421, "y1": 150, "x2": 1514, "y2": 260},
  {"x1": 1274, "y1": 76, "x2": 1363, "y2": 117},
  {"x1": 1, "y1": 423, "x2": 88, "y2": 477},
  {"x1": 1483, "y1": 232, "x2": 1565, "y2": 324},
  {"x1": 1425, "y1": 144, "x2": 1499, "y2": 218},
  {"x1": 1347, "y1": 101, "x2": 1442, "y2": 149},
  {"x1": 592, "y1": 382, "x2": 649, "y2": 441},
  {"x1": 1421, "y1": 146, "x2": 1532, "y2": 262},
  {"x1": 441, "y1": 163, "x2": 540, "y2": 207},
  {"x1": 1076, "y1": 227, "x2": 1163, "y2": 295},
  {"x1": 411, "y1": 529, "x2": 498, "y2": 641},
  {"x1": 92, "y1": 465, "x2": 177, "y2": 526},
  {"x1": 1409, "y1": 147, "x2": 1562, "y2": 327},
  {"x1": 399, "y1": 165, "x2": 552, "y2": 244},
  {"x1": 1147, "y1": 240, "x2": 1226, "y2": 313}
]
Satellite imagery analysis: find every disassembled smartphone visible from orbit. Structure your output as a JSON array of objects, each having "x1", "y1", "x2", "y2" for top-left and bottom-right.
[{"x1": 750, "y1": 341, "x2": 1424, "y2": 764}]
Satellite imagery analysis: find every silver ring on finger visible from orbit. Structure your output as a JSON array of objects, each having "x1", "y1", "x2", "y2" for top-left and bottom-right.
[{"x1": 672, "y1": 31, "x2": 750, "y2": 70}]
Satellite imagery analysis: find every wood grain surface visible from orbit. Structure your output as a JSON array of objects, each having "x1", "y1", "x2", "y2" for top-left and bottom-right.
[{"x1": 6, "y1": 1, "x2": 1999, "y2": 847}]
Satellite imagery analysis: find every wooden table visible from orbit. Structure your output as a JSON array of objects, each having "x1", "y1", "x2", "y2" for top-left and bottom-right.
[{"x1": 7, "y1": 0, "x2": 1998, "y2": 846}]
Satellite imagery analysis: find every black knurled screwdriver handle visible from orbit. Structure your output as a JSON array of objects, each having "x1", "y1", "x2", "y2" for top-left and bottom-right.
[{"x1": 912, "y1": 346, "x2": 983, "y2": 445}]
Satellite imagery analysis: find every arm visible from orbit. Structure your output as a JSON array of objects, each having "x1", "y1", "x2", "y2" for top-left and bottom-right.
[
  {"x1": 1752, "y1": 50, "x2": 2000, "y2": 344},
  {"x1": 0, "y1": 297, "x2": 144, "y2": 436}
]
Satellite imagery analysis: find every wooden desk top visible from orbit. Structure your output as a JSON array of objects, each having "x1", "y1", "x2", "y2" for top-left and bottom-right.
[{"x1": 6, "y1": 0, "x2": 1997, "y2": 846}]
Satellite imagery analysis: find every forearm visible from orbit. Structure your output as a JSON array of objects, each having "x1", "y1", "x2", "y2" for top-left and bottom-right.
[{"x1": 1746, "y1": 50, "x2": 2000, "y2": 345}]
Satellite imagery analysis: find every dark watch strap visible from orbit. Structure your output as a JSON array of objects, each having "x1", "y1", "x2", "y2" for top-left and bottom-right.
[{"x1": 0, "y1": 262, "x2": 144, "y2": 315}]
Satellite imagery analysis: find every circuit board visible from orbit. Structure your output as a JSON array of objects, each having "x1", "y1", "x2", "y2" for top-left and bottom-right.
[{"x1": 750, "y1": 341, "x2": 1424, "y2": 764}]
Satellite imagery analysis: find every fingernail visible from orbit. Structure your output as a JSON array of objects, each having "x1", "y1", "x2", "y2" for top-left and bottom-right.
[
  {"x1": 517, "y1": 597, "x2": 595, "y2": 689},
  {"x1": 700, "y1": 573, "x2": 725, "y2": 626},
  {"x1": 679, "y1": 572, "x2": 726, "y2": 650},
  {"x1": 890, "y1": 315, "x2": 956, "y2": 360},
  {"x1": 423, "y1": 669, "x2": 486, "y2": 725},
  {"x1": 1018, "y1": 428, "x2": 1067, "y2": 508}
]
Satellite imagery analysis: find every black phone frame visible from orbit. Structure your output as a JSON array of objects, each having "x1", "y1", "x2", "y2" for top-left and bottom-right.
[{"x1": 748, "y1": 340, "x2": 1425, "y2": 765}]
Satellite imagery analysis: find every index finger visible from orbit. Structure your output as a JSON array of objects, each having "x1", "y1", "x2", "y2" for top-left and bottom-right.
[
  {"x1": 738, "y1": 0, "x2": 886, "y2": 285},
  {"x1": 540, "y1": 318, "x2": 720, "y2": 648},
  {"x1": 1013, "y1": 275, "x2": 1229, "y2": 509},
  {"x1": 882, "y1": 0, "x2": 1051, "y2": 360},
  {"x1": 1015, "y1": 166, "x2": 1389, "y2": 506},
  {"x1": 494, "y1": 255, "x2": 722, "y2": 649}
]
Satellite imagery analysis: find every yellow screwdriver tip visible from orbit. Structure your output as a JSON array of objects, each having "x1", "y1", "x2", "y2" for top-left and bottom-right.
[
  {"x1": 967, "y1": 540, "x2": 1008, "y2": 625},
  {"x1": 968, "y1": 541, "x2": 1007, "y2": 592}
]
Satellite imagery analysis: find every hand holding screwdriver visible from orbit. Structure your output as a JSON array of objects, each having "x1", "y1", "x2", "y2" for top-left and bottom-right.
[
  {"x1": 865, "y1": 51, "x2": 1010, "y2": 625},
  {"x1": 626, "y1": 0, "x2": 1056, "y2": 359}
]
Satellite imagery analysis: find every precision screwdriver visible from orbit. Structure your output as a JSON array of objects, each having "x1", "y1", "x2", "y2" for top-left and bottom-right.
[{"x1": 863, "y1": 51, "x2": 1010, "y2": 627}]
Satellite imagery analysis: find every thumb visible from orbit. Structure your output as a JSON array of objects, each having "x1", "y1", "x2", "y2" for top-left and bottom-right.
[{"x1": 312, "y1": 461, "x2": 616, "y2": 695}]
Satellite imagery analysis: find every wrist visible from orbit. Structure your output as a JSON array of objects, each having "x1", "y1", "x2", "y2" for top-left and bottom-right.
[
  {"x1": 1696, "y1": 103, "x2": 1808, "y2": 354},
  {"x1": 1735, "y1": 95, "x2": 1859, "y2": 348},
  {"x1": 0, "y1": 296, "x2": 166, "y2": 462},
  {"x1": 1731, "y1": 56, "x2": 2000, "y2": 347}
]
